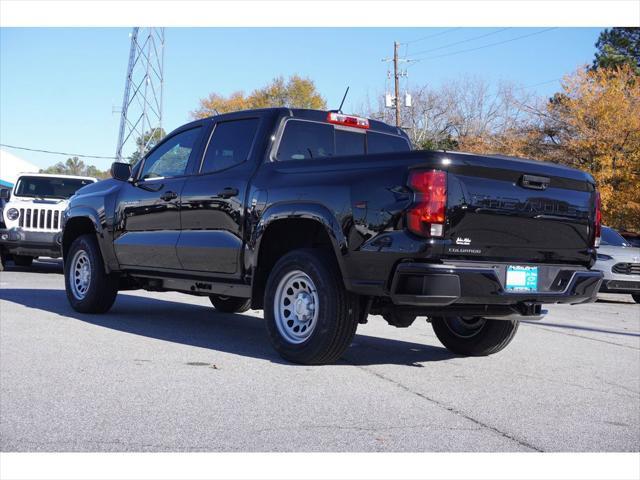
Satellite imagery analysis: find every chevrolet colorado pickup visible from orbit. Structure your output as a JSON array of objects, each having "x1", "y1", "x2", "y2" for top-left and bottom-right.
[{"x1": 62, "y1": 108, "x2": 603, "y2": 364}]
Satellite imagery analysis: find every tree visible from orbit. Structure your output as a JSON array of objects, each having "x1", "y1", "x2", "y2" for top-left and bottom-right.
[
  {"x1": 592, "y1": 28, "x2": 640, "y2": 74},
  {"x1": 39, "y1": 157, "x2": 109, "y2": 179},
  {"x1": 192, "y1": 75, "x2": 327, "y2": 119},
  {"x1": 128, "y1": 128, "x2": 166, "y2": 165},
  {"x1": 364, "y1": 77, "x2": 535, "y2": 154},
  {"x1": 542, "y1": 65, "x2": 640, "y2": 230}
]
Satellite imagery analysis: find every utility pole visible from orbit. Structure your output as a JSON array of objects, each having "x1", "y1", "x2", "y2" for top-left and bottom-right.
[
  {"x1": 393, "y1": 41, "x2": 400, "y2": 127},
  {"x1": 383, "y1": 42, "x2": 411, "y2": 128}
]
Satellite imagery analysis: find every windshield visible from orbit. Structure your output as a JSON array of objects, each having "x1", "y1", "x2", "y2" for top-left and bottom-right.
[
  {"x1": 600, "y1": 227, "x2": 631, "y2": 247},
  {"x1": 14, "y1": 176, "x2": 94, "y2": 200}
]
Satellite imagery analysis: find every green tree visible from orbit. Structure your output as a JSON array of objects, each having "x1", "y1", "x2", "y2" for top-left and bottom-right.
[
  {"x1": 192, "y1": 75, "x2": 327, "y2": 119},
  {"x1": 128, "y1": 127, "x2": 166, "y2": 165},
  {"x1": 592, "y1": 27, "x2": 640, "y2": 73},
  {"x1": 40, "y1": 157, "x2": 86, "y2": 176},
  {"x1": 40, "y1": 157, "x2": 109, "y2": 179}
]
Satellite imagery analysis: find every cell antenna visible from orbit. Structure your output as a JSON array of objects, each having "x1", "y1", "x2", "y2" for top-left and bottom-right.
[{"x1": 115, "y1": 27, "x2": 165, "y2": 162}]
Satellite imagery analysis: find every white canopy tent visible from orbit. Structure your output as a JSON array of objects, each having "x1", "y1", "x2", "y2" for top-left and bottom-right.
[{"x1": 0, "y1": 149, "x2": 39, "y2": 188}]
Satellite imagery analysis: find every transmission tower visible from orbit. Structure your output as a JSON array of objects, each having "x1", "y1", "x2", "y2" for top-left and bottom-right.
[{"x1": 115, "y1": 27, "x2": 165, "y2": 162}]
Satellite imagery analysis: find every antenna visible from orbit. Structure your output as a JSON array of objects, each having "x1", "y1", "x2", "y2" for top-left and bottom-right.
[{"x1": 337, "y1": 86, "x2": 350, "y2": 113}]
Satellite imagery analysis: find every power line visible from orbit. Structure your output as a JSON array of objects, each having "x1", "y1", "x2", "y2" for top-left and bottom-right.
[
  {"x1": 0, "y1": 143, "x2": 117, "y2": 160},
  {"x1": 402, "y1": 27, "x2": 462, "y2": 45},
  {"x1": 411, "y1": 28, "x2": 558, "y2": 63},
  {"x1": 410, "y1": 28, "x2": 509, "y2": 57}
]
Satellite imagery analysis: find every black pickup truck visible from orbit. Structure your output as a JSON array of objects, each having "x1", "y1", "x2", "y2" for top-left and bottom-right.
[{"x1": 62, "y1": 108, "x2": 603, "y2": 364}]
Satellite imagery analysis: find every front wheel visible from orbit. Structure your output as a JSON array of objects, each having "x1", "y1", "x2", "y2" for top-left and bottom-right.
[
  {"x1": 209, "y1": 295, "x2": 251, "y2": 313},
  {"x1": 431, "y1": 316, "x2": 519, "y2": 356},
  {"x1": 64, "y1": 234, "x2": 118, "y2": 313},
  {"x1": 633, "y1": 294, "x2": 640, "y2": 304},
  {"x1": 13, "y1": 255, "x2": 34, "y2": 267},
  {"x1": 264, "y1": 248, "x2": 359, "y2": 365}
]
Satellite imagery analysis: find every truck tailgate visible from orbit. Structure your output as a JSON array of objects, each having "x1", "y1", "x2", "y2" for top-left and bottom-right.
[{"x1": 444, "y1": 156, "x2": 596, "y2": 266}]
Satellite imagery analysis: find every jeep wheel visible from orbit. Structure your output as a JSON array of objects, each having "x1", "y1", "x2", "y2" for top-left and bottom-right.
[
  {"x1": 633, "y1": 293, "x2": 640, "y2": 304},
  {"x1": 264, "y1": 248, "x2": 359, "y2": 365},
  {"x1": 209, "y1": 295, "x2": 251, "y2": 313},
  {"x1": 64, "y1": 234, "x2": 118, "y2": 313},
  {"x1": 13, "y1": 255, "x2": 34, "y2": 267},
  {"x1": 431, "y1": 316, "x2": 519, "y2": 356}
]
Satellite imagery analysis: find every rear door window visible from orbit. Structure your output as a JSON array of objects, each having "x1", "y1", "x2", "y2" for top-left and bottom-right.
[
  {"x1": 367, "y1": 131, "x2": 411, "y2": 154},
  {"x1": 276, "y1": 120, "x2": 334, "y2": 161},
  {"x1": 200, "y1": 118, "x2": 259, "y2": 173},
  {"x1": 335, "y1": 129, "x2": 365, "y2": 157}
]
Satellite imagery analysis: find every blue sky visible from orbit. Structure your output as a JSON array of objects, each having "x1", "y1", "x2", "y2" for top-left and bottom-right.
[{"x1": 1, "y1": 27, "x2": 602, "y2": 170}]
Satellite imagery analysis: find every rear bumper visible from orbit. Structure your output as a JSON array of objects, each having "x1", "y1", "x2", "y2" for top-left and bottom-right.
[
  {"x1": 390, "y1": 262, "x2": 603, "y2": 307},
  {"x1": 0, "y1": 227, "x2": 62, "y2": 257}
]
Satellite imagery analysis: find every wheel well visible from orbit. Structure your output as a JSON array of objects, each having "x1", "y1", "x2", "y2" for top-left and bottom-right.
[
  {"x1": 62, "y1": 217, "x2": 96, "y2": 258},
  {"x1": 251, "y1": 218, "x2": 337, "y2": 309}
]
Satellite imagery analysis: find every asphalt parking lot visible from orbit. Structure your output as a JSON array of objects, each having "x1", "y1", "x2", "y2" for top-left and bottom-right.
[{"x1": 0, "y1": 259, "x2": 638, "y2": 452}]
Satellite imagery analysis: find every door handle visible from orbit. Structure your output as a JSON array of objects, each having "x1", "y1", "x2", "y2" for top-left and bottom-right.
[
  {"x1": 217, "y1": 187, "x2": 239, "y2": 199},
  {"x1": 520, "y1": 174, "x2": 550, "y2": 190},
  {"x1": 160, "y1": 191, "x2": 178, "y2": 202}
]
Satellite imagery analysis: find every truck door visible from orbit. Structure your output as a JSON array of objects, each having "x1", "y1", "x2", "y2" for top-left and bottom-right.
[
  {"x1": 113, "y1": 126, "x2": 204, "y2": 270},
  {"x1": 177, "y1": 117, "x2": 260, "y2": 277}
]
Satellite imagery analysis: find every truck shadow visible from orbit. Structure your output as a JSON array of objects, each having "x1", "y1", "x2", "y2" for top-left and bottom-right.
[
  {"x1": 0, "y1": 288, "x2": 455, "y2": 367},
  {"x1": 2, "y1": 258, "x2": 63, "y2": 274}
]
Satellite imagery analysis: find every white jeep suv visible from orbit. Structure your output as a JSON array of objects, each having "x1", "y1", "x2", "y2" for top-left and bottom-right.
[{"x1": 0, "y1": 173, "x2": 96, "y2": 269}]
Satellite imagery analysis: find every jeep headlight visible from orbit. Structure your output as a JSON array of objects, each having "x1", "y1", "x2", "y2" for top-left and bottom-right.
[{"x1": 6, "y1": 208, "x2": 19, "y2": 221}]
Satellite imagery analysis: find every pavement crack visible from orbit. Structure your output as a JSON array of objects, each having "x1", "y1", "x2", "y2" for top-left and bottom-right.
[
  {"x1": 348, "y1": 363, "x2": 543, "y2": 452},
  {"x1": 527, "y1": 325, "x2": 640, "y2": 350}
]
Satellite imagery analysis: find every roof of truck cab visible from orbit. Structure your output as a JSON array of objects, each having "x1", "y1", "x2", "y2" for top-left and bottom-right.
[{"x1": 171, "y1": 108, "x2": 407, "y2": 137}]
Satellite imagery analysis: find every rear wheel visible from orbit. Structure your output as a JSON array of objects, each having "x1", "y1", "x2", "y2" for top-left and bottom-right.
[
  {"x1": 632, "y1": 294, "x2": 640, "y2": 304},
  {"x1": 13, "y1": 255, "x2": 34, "y2": 267},
  {"x1": 64, "y1": 234, "x2": 118, "y2": 313},
  {"x1": 209, "y1": 295, "x2": 251, "y2": 313},
  {"x1": 431, "y1": 316, "x2": 519, "y2": 356},
  {"x1": 264, "y1": 248, "x2": 359, "y2": 365}
]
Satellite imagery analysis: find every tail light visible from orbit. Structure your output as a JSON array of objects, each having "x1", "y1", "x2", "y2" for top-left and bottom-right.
[
  {"x1": 407, "y1": 170, "x2": 447, "y2": 238},
  {"x1": 593, "y1": 190, "x2": 601, "y2": 247}
]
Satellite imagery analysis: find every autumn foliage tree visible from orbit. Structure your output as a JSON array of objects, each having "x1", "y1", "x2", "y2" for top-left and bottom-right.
[
  {"x1": 541, "y1": 65, "x2": 640, "y2": 230},
  {"x1": 192, "y1": 75, "x2": 326, "y2": 119}
]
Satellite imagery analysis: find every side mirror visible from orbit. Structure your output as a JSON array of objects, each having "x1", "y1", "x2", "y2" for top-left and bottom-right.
[
  {"x1": 0, "y1": 188, "x2": 10, "y2": 199},
  {"x1": 110, "y1": 162, "x2": 132, "y2": 182}
]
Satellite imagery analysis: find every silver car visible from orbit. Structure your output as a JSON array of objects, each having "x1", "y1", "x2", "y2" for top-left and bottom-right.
[{"x1": 595, "y1": 226, "x2": 640, "y2": 303}]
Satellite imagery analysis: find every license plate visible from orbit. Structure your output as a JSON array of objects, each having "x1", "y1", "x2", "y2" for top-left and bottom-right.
[{"x1": 506, "y1": 265, "x2": 538, "y2": 292}]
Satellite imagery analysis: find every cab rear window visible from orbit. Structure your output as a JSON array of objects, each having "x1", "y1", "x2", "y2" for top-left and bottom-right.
[
  {"x1": 367, "y1": 131, "x2": 411, "y2": 154},
  {"x1": 276, "y1": 119, "x2": 410, "y2": 161}
]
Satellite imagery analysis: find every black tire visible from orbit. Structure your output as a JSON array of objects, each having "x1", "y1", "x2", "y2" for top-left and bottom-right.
[
  {"x1": 264, "y1": 248, "x2": 359, "y2": 365},
  {"x1": 64, "y1": 234, "x2": 118, "y2": 313},
  {"x1": 431, "y1": 316, "x2": 519, "y2": 356},
  {"x1": 13, "y1": 255, "x2": 34, "y2": 267},
  {"x1": 209, "y1": 295, "x2": 251, "y2": 313},
  {"x1": 0, "y1": 250, "x2": 5, "y2": 272},
  {"x1": 632, "y1": 294, "x2": 640, "y2": 304}
]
